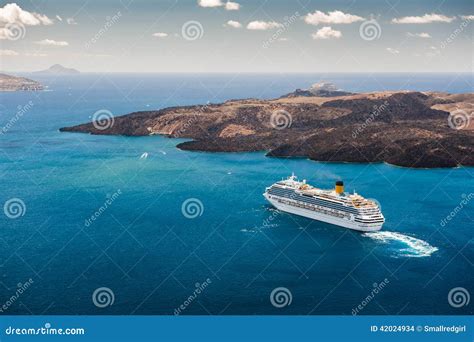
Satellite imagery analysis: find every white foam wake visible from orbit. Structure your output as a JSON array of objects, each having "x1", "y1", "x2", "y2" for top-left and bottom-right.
[{"x1": 363, "y1": 231, "x2": 438, "y2": 258}]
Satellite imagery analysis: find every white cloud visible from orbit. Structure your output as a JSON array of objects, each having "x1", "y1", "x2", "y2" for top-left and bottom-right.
[
  {"x1": 461, "y1": 15, "x2": 474, "y2": 20},
  {"x1": 407, "y1": 32, "x2": 431, "y2": 38},
  {"x1": 0, "y1": 3, "x2": 53, "y2": 25},
  {"x1": 198, "y1": 0, "x2": 223, "y2": 7},
  {"x1": 386, "y1": 47, "x2": 400, "y2": 54},
  {"x1": 0, "y1": 49, "x2": 18, "y2": 56},
  {"x1": 24, "y1": 52, "x2": 48, "y2": 57},
  {"x1": 247, "y1": 21, "x2": 283, "y2": 30},
  {"x1": 225, "y1": 1, "x2": 240, "y2": 10},
  {"x1": 66, "y1": 17, "x2": 77, "y2": 25},
  {"x1": 392, "y1": 13, "x2": 455, "y2": 24},
  {"x1": 225, "y1": 20, "x2": 242, "y2": 28},
  {"x1": 304, "y1": 10, "x2": 364, "y2": 25},
  {"x1": 311, "y1": 26, "x2": 342, "y2": 40},
  {"x1": 152, "y1": 32, "x2": 168, "y2": 38},
  {"x1": 35, "y1": 39, "x2": 69, "y2": 46}
]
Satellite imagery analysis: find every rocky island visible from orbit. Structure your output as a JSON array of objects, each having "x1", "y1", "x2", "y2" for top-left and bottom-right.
[
  {"x1": 0, "y1": 73, "x2": 43, "y2": 91},
  {"x1": 60, "y1": 83, "x2": 474, "y2": 168},
  {"x1": 34, "y1": 64, "x2": 80, "y2": 75}
]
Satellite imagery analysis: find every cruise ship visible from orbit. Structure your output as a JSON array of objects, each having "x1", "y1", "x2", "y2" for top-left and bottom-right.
[{"x1": 263, "y1": 174, "x2": 385, "y2": 232}]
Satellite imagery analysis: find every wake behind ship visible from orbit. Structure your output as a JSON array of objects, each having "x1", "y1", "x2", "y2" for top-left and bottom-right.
[{"x1": 264, "y1": 174, "x2": 385, "y2": 232}]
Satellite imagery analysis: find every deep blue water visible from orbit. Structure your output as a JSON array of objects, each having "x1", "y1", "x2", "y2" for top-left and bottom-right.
[{"x1": 0, "y1": 73, "x2": 472, "y2": 315}]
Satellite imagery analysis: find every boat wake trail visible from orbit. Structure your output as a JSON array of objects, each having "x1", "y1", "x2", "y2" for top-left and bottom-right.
[{"x1": 363, "y1": 231, "x2": 438, "y2": 258}]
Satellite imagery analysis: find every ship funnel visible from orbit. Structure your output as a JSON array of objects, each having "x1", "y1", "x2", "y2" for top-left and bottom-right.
[{"x1": 335, "y1": 181, "x2": 344, "y2": 194}]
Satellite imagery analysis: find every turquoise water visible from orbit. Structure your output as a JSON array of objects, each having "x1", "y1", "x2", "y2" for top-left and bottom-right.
[{"x1": 0, "y1": 73, "x2": 472, "y2": 315}]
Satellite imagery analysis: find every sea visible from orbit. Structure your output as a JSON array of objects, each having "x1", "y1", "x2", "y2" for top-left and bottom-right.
[{"x1": 0, "y1": 73, "x2": 472, "y2": 315}]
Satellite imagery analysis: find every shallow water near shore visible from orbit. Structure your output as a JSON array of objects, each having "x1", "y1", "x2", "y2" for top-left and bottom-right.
[{"x1": 0, "y1": 73, "x2": 472, "y2": 315}]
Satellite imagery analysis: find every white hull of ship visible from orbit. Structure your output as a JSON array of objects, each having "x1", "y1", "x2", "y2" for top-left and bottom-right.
[{"x1": 264, "y1": 194, "x2": 383, "y2": 232}]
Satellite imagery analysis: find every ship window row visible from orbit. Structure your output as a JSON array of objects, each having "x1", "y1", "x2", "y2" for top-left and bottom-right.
[
  {"x1": 274, "y1": 198, "x2": 348, "y2": 220},
  {"x1": 269, "y1": 189, "x2": 360, "y2": 214}
]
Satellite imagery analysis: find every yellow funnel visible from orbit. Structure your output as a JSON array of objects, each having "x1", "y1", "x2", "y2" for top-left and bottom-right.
[{"x1": 335, "y1": 181, "x2": 344, "y2": 194}]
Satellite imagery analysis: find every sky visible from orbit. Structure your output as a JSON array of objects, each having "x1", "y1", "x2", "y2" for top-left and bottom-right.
[{"x1": 0, "y1": 0, "x2": 473, "y2": 73}]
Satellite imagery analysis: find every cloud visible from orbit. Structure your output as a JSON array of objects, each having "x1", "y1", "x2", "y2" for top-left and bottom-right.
[
  {"x1": 66, "y1": 17, "x2": 77, "y2": 25},
  {"x1": 311, "y1": 26, "x2": 342, "y2": 39},
  {"x1": 225, "y1": 20, "x2": 242, "y2": 28},
  {"x1": 461, "y1": 15, "x2": 474, "y2": 20},
  {"x1": 0, "y1": 3, "x2": 53, "y2": 25},
  {"x1": 225, "y1": 1, "x2": 240, "y2": 10},
  {"x1": 152, "y1": 32, "x2": 168, "y2": 38},
  {"x1": 24, "y1": 52, "x2": 48, "y2": 57},
  {"x1": 407, "y1": 32, "x2": 431, "y2": 38},
  {"x1": 35, "y1": 39, "x2": 69, "y2": 46},
  {"x1": 198, "y1": 0, "x2": 223, "y2": 7},
  {"x1": 247, "y1": 21, "x2": 283, "y2": 30},
  {"x1": 305, "y1": 10, "x2": 364, "y2": 25},
  {"x1": 0, "y1": 49, "x2": 18, "y2": 56},
  {"x1": 386, "y1": 47, "x2": 400, "y2": 54},
  {"x1": 392, "y1": 13, "x2": 455, "y2": 24}
]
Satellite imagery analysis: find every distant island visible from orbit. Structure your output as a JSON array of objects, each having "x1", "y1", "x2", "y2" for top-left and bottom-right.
[
  {"x1": 0, "y1": 73, "x2": 43, "y2": 91},
  {"x1": 281, "y1": 82, "x2": 353, "y2": 98},
  {"x1": 60, "y1": 83, "x2": 474, "y2": 168},
  {"x1": 34, "y1": 64, "x2": 80, "y2": 75}
]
